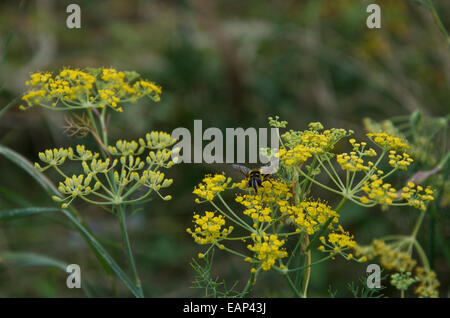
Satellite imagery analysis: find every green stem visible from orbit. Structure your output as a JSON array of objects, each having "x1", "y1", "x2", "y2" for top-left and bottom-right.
[
  {"x1": 349, "y1": 150, "x2": 386, "y2": 195},
  {"x1": 413, "y1": 239, "x2": 431, "y2": 270},
  {"x1": 381, "y1": 167, "x2": 398, "y2": 180},
  {"x1": 300, "y1": 158, "x2": 316, "y2": 198},
  {"x1": 117, "y1": 205, "x2": 144, "y2": 297},
  {"x1": 426, "y1": 0, "x2": 450, "y2": 44},
  {"x1": 335, "y1": 197, "x2": 348, "y2": 214},
  {"x1": 284, "y1": 273, "x2": 302, "y2": 297},
  {"x1": 241, "y1": 267, "x2": 260, "y2": 297},
  {"x1": 315, "y1": 156, "x2": 344, "y2": 190},
  {"x1": 99, "y1": 107, "x2": 108, "y2": 148},
  {"x1": 86, "y1": 108, "x2": 110, "y2": 159},
  {"x1": 210, "y1": 200, "x2": 252, "y2": 232},
  {"x1": 326, "y1": 156, "x2": 346, "y2": 189},
  {"x1": 411, "y1": 209, "x2": 426, "y2": 239},
  {"x1": 87, "y1": 109, "x2": 100, "y2": 138},
  {"x1": 428, "y1": 207, "x2": 436, "y2": 269},
  {"x1": 437, "y1": 150, "x2": 450, "y2": 170},
  {"x1": 301, "y1": 235, "x2": 311, "y2": 298},
  {"x1": 216, "y1": 244, "x2": 249, "y2": 259},
  {"x1": 217, "y1": 195, "x2": 255, "y2": 232},
  {"x1": 283, "y1": 253, "x2": 335, "y2": 273},
  {"x1": 298, "y1": 168, "x2": 342, "y2": 196},
  {"x1": 286, "y1": 238, "x2": 302, "y2": 267}
]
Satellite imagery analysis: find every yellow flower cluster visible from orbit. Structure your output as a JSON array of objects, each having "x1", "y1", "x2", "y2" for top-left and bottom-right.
[
  {"x1": 327, "y1": 227, "x2": 357, "y2": 249},
  {"x1": 286, "y1": 199, "x2": 339, "y2": 235},
  {"x1": 298, "y1": 131, "x2": 332, "y2": 154},
  {"x1": 247, "y1": 233, "x2": 288, "y2": 271},
  {"x1": 234, "y1": 179, "x2": 292, "y2": 226},
  {"x1": 23, "y1": 70, "x2": 95, "y2": 108},
  {"x1": 356, "y1": 239, "x2": 417, "y2": 272},
  {"x1": 234, "y1": 179, "x2": 342, "y2": 238},
  {"x1": 318, "y1": 225, "x2": 362, "y2": 261},
  {"x1": 388, "y1": 150, "x2": 413, "y2": 170},
  {"x1": 282, "y1": 125, "x2": 350, "y2": 153},
  {"x1": 190, "y1": 176, "x2": 293, "y2": 271},
  {"x1": 337, "y1": 139, "x2": 377, "y2": 172},
  {"x1": 276, "y1": 122, "x2": 352, "y2": 167},
  {"x1": 278, "y1": 145, "x2": 312, "y2": 166},
  {"x1": 363, "y1": 118, "x2": 403, "y2": 140},
  {"x1": 236, "y1": 193, "x2": 274, "y2": 224},
  {"x1": 190, "y1": 165, "x2": 365, "y2": 270},
  {"x1": 235, "y1": 178, "x2": 291, "y2": 200},
  {"x1": 360, "y1": 175, "x2": 398, "y2": 208},
  {"x1": 349, "y1": 138, "x2": 377, "y2": 154},
  {"x1": 363, "y1": 116, "x2": 442, "y2": 167},
  {"x1": 400, "y1": 182, "x2": 434, "y2": 211},
  {"x1": 257, "y1": 179, "x2": 292, "y2": 198},
  {"x1": 354, "y1": 237, "x2": 441, "y2": 298},
  {"x1": 355, "y1": 239, "x2": 440, "y2": 297},
  {"x1": 186, "y1": 211, "x2": 233, "y2": 245},
  {"x1": 187, "y1": 116, "x2": 442, "y2": 288},
  {"x1": 337, "y1": 152, "x2": 370, "y2": 172},
  {"x1": 193, "y1": 173, "x2": 232, "y2": 202},
  {"x1": 414, "y1": 267, "x2": 440, "y2": 298},
  {"x1": 367, "y1": 132, "x2": 410, "y2": 151},
  {"x1": 20, "y1": 67, "x2": 161, "y2": 112}
]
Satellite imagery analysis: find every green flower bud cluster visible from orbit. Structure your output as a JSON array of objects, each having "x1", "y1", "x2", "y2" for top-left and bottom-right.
[
  {"x1": 280, "y1": 123, "x2": 353, "y2": 152},
  {"x1": 390, "y1": 272, "x2": 418, "y2": 292},
  {"x1": 36, "y1": 131, "x2": 178, "y2": 210}
]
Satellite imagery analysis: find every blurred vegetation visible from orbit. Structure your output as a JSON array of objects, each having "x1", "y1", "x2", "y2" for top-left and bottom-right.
[{"x1": 0, "y1": 0, "x2": 448, "y2": 297}]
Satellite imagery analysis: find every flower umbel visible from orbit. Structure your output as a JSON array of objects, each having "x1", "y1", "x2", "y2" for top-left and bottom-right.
[
  {"x1": 186, "y1": 211, "x2": 234, "y2": 245},
  {"x1": 36, "y1": 132, "x2": 177, "y2": 208},
  {"x1": 367, "y1": 132, "x2": 410, "y2": 151},
  {"x1": 193, "y1": 173, "x2": 232, "y2": 202},
  {"x1": 187, "y1": 117, "x2": 440, "y2": 298},
  {"x1": 20, "y1": 67, "x2": 161, "y2": 112},
  {"x1": 247, "y1": 233, "x2": 288, "y2": 271},
  {"x1": 414, "y1": 267, "x2": 440, "y2": 298}
]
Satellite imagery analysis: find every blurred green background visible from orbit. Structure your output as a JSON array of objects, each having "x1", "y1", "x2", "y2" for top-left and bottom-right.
[{"x1": 0, "y1": 0, "x2": 448, "y2": 297}]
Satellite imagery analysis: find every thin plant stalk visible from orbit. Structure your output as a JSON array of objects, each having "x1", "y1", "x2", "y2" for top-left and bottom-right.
[{"x1": 118, "y1": 205, "x2": 144, "y2": 298}]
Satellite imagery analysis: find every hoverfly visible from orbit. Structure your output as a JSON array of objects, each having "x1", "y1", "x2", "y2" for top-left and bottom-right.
[{"x1": 231, "y1": 164, "x2": 274, "y2": 192}]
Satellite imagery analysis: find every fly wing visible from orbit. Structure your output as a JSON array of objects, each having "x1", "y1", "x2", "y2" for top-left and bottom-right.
[
  {"x1": 260, "y1": 164, "x2": 277, "y2": 175},
  {"x1": 231, "y1": 164, "x2": 251, "y2": 176}
]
